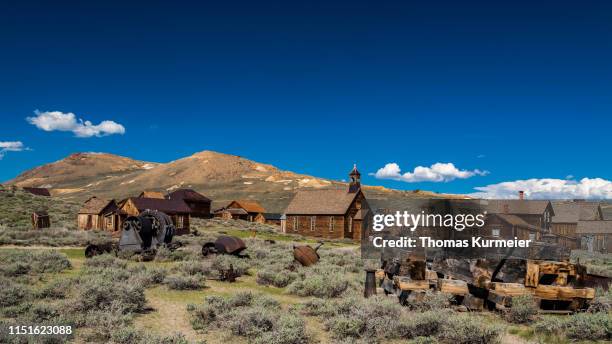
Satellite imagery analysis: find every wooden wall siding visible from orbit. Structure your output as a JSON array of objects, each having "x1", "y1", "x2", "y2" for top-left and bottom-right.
[
  {"x1": 286, "y1": 215, "x2": 346, "y2": 240},
  {"x1": 551, "y1": 223, "x2": 578, "y2": 238},
  {"x1": 254, "y1": 213, "x2": 266, "y2": 224},
  {"x1": 77, "y1": 214, "x2": 102, "y2": 230},
  {"x1": 185, "y1": 202, "x2": 211, "y2": 218}
]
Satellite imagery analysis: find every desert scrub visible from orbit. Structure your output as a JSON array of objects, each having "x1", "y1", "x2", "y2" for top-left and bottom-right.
[
  {"x1": 188, "y1": 292, "x2": 307, "y2": 343},
  {"x1": 164, "y1": 274, "x2": 206, "y2": 290},
  {"x1": 0, "y1": 249, "x2": 71, "y2": 275},
  {"x1": 84, "y1": 254, "x2": 128, "y2": 269},
  {"x1": 405, "y1": 291, "x2": 452, "y2": 311},
  {"x1": 534, "y1": 312, "x2": 611, "y2": 341},
  {"x1": 438, "y1": 314, "x2": 502, "y2": 344},
  {"x1": 0, "y1": 226, "x2": 110, "y2": 246},
  {"x1": 506, "y1": 294, "x2": 539, "y2": 324},
  {"x1": 110, "y1": 327, "x2": 191, "y2": 344},
  {"x1": 70, "y1": 278, "x2": 146, "y2": 313},
  {"x1": 0, "y1": 279, "x2": 30, "y2": 308},
  {"x1": 209, "y1": 254, "x2": 250, "y2": 276},
  {"x1": 287, "y1": 265, "x2": 353, "y2": 298},
  {"x1": 256, "y1": 263, "x2": 298, "y2": 288}
]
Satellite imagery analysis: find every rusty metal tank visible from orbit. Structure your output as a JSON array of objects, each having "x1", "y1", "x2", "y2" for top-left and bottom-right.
[
  {"x1": 202, "y1": 235, "x2": 248, "y2": 257},
  {"x1": 293, "y1": 242, "x2": 323, "y2": 266}
]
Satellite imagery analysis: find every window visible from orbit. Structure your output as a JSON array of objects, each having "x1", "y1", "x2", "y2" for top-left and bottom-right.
[
  {"x1": 329, "y1": 217, "x2": 334, "y2": 232},
  {"x1": 293, "y1": 217, "x2": 298, "y2": 231},
  {"x1": 348, "y1": 218, "x2": 353, "y2": 233},
  {"x1": 310, "y1": 216, "x2": 316, "y2": 231},
  {"x1": 176, "y1": 216, "x2": 184, "y2": 229},
  {"x1": 491, "y1": 228, "x2": 500, "y2": 237}
]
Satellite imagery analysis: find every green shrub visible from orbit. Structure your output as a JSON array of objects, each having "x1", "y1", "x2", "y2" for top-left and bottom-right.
[
  {"x1": 164, "y1": 274, "x2": 205, "y2": 290},
  {"x1": 222, "y1": 307, "x2": 278, "y2": 338},
  {"x1": 438, "y1": 314, "x2": 502, "y2": 344},
  {"x1": 110, "y1": 327, "x2": 191, "y2": 344},
  {"x1": 84, "y1": 254, "x2": 127, "y2": 269},
  {"x1": 254, "y1": 313, "x2": 309, "y2": 344},
  {"x1": 396, "y1": 311, "x2": 446, "y2": 339},
  {"x1": 71, "y1": 279, "x2": 146, "y2": 313},
  {"x1": 564, "y1": 312, "x2": 611, "y2": 341},
  {"x1": 506, "y1": 294, "x2": 538, "y2": 324},
  {"x1": 407, "y1": 291, "x2": 452, "y2": 311},
  {"x1": 0, "y1": 280, "x2": 29, "y2": 307}
]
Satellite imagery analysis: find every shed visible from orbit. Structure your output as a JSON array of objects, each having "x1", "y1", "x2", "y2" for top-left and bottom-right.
[
  {"x1": 77, "y1": 197, "x2": 119, "y2": 231},
  {"x1": 217, "y1": 200, "x2": 266, "y2": 222},
  {"x1": 23, "y1": 187, "x2": 51, "y2": 197},
  {"x1": 32, "y1": 211, "x2": 50, "y2": 229}
]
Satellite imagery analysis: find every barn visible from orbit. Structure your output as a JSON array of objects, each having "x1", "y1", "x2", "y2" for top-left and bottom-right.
[
  {"x1": 283, "y1": 165, "x2": 370, "y2": 241},
  {"x1": 120, "y1": 197, "x2": 191, "y2": 235},
  {"x1": 215, "y1": 200, "x2": 266, "y2": 222},
  {"x1": 166, "y1": 188, "x2": 212, "y2": 218},
  {"x1": 77, "y1": 197, "x2": 120, "y2": 231}
]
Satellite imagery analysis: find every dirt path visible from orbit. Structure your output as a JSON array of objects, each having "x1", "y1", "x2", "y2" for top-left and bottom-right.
[{"x1": 135, "y1": 288, "x2": 203, "y2": 343}]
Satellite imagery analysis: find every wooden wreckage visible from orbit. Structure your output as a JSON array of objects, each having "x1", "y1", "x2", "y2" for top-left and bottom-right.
[{"x1": 375, "y1": 243, "x2": 599, "y2": 313}]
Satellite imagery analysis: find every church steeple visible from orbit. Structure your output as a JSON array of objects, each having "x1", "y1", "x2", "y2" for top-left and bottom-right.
[{"x1": 348, "y1": 164, "x2": 361, "y2": 193}]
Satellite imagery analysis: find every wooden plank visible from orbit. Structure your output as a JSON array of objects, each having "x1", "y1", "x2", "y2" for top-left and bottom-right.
[
  {"x1": 425, "y1": 269, "x2": 438, "y2": 281},
  {"x1": 394, "y1": 277, "x2": 431, "y2": 291},
  {"x1": 574, "y1": 288, "x2": 596, "y2": 299},
  {"x1": 375, "y1": 269, "x2": 385, "y2": 280},
  {"x1": 490, "y1": 282, "x2": 528, "y2": 297},
  {"x1": 555, "y1": 272, "x2": 568, "y2": 286},
  {"x1": 525, "y1": 260, "x2": 539, "y2": 287},
  {"x1": 438, "y1": 279, "x2": 469, "y2": 295}
]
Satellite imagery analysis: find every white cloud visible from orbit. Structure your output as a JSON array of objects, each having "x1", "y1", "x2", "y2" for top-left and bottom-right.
[
  {"x1": 471, "y1": 177, "x2": 612, "y2": 199},
  {"x1": 371, "y1": 162, "x2": 488, "y2": 183},
  {"x1": 27, "y1": 110, "x2": 125, "y2": 138},
  {"x1": 0, "y1": 141, "x2": 29, "y2": 159}
]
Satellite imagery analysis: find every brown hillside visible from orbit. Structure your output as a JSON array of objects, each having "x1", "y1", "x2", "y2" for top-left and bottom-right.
[{"x1": 7, "y1": 150, "x2": 461, "y2": 212}]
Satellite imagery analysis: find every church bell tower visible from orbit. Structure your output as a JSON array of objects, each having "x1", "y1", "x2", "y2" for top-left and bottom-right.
[{"x1": 348, "y1": 164, "x2": 361, "y2": 193}]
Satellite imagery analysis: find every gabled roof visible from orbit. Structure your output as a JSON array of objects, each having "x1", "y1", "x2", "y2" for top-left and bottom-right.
[
  {"x1": 552, "y1": 201, "x2": 603, "y2": 223},
  {"x1": 23, "y1": 187, "x2": 51, "y2": 197},
  {"x1": 79, "y1": 197, "x2": 115, "y2": 215},
  {"x1": 126, "y1": 197, "x2": 191, "y2": 214},
  {"x1": 576, "y1": 221, "x2": 612, "y2": 234},
  {"x1": 138, "y1": 191, "x2": 165, "y2": 199},
  {"x1": 492, "y1": 213, "x2": 541, "y2": 232},
  {"x1": 285, "y1": 189, "x2": 360, "y2": 215},
  {"x1": 485, "y1": 200, "x2": 552, "y2": 215},
  {"x1": 230, "y1": 200, "x2": 265, "y2": 213},
  {"x1": 167, "y1": 188, "x2": 211, "y2": 203},
  {"x1": 216, "y1": 208, "x2": 248, "y2": 215}
]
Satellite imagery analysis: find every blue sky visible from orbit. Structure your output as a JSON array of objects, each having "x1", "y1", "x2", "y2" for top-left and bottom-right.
[{"x1": 1, "y1": 1, "x2": 611, "y2": 198}]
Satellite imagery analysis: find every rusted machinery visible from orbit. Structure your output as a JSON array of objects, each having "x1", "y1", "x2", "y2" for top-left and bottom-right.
[
  {"x1": 201, "y1": 235, "x2": 249, "y2": 258},
  {"x1": 293, "y1": 242, "x2": 323, "y2": 266},
  {"x1": 85, "y1": 210, "x2": 176, "y2": 258},
  {"x1": 376, "y1": 253, "x2": 599, "y2": 313}
]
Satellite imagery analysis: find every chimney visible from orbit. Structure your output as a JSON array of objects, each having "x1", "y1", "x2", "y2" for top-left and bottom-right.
[{"x1": 518, "y1": 190, "x2": 524, "y2": 200}]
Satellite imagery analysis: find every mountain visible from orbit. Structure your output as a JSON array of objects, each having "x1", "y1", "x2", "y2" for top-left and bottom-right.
[{"x1": 7, "y1": 150, "x2": 459, "y2": 212}]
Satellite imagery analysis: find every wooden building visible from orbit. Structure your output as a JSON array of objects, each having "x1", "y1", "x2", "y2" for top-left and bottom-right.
[
  {"x1": 485, "y1": 213, "x2": 544, "y2": 242},
  {"x1": 120, "y1": 197, "x2": 191, "y2": 235},
  {"x1": 263, "y1": 213, "x2": 283, "y2": 226},
  {"x1": 23, "y1": 187, "x2": 51, "y2": 197},
  {"x1": 215, "y1": 200, "x2": 266, "y2": 222},
  {"x1": 577, "y1": 221, "x2": 612, "y2": 253},
  {"x1": 77, "y1": 197, "x2": 120, "y2": 231},
  {"x1": 551, "y1": 201, "x2": 604, "y2": 249},
  {"x1": 166, "y1": 188, "x2": 212, "y2": 218},
  {"x1": 31, "y1": 211, "x2": 50, "y2": 229},
  {"x1": 215, "y1": 208, "x2": 249, "y2": 220},
  {"x1": 138, "y1": 191, "x2": 165, "y2": 199},
  {"x1": 486, "y1": 198, "x2": 554, "y2": 233},
  {"x1": 284, "y1": 165, "x2": 370, "y2": 241}
]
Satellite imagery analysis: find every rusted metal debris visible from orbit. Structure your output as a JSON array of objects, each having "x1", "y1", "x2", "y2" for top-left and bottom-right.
[
  {"x1": 293, "y1": 242, "x2": 323, "y2": 266},
  {"x1": 201, "y1": 235, "x2": 249, "y2": 258}
]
